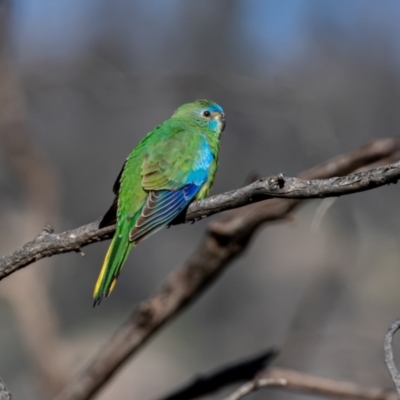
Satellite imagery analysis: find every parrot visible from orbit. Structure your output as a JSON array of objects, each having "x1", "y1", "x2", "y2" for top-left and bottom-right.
[{"x1": 93, "y1": 99, "x2": 226, "y2": 306}]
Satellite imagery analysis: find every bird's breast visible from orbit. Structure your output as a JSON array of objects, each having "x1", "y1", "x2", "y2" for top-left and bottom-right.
[{"x1": 194, "y1": 134, "x2": 214, "y2": 170}]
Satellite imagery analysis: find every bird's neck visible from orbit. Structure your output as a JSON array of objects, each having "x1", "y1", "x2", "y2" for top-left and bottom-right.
[{"x1": 202, "y1": 129, "x2": 220, "y2": 158}]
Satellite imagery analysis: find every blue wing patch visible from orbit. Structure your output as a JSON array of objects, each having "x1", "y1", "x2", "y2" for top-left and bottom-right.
[{"x1": 129, "y1": 184, "x2": 201, "y2": 243}]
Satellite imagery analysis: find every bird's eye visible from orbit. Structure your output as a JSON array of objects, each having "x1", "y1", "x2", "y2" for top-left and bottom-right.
[{"x1": 203, "y1": 110, "x2": 211, "y2": 117}]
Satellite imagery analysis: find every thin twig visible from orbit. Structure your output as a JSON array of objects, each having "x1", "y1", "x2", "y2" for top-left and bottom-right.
[
  {"x1": 385, "y1": 318, "x2": 400, "y2": 398},
  {"x1": 54, "y1": 139, "x2": 400, "y2": 400},
  {"x1": 224, "y1": 377, "x2": 287, "y2": 400},
  {"x1": 0, "y1": 139, "x2": 399, "y2": 282},
  {"x1": 224, "y1": 367, "x2": 397, "y2": 400}
]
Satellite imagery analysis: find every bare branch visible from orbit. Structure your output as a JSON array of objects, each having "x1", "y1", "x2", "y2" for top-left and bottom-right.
[
  {"x1": 224, "y1": 367, "x2": 397, "y2": 400},
  {"x1": 187, "y1": 159, "x2": 400, "y2": 220},
  {"x1": 1, "y1": 139, "x2": 399, "y2": 282},
  {"x1": 158, "y1": 348, "x2": 278, "y2": 400},
  {"x1": 54, "y1": 139, "x2": 400, "y2": 400},
  {"x1": 385, "y1": 318, "x2": 400, "y2": 397},
  {"x1": 159, "y1": 351, "x2": 396, "y2": 400},
  {"x1": 0, "y1": 376, "x2": 11, "y2": 400}
]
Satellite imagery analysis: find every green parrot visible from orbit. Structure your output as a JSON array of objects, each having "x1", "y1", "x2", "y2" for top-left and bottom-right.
[{"x1": 93, "y1": 99, "x2": 225, "y2": 305}]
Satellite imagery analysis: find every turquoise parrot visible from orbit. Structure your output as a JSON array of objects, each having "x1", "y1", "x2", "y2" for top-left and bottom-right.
[{"x1": 93, "y1": 100, "x2": 225, "y2": 305}]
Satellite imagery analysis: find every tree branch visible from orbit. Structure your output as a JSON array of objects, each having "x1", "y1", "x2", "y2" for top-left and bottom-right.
[
  {"x1": 187, "y1": 158, "x2": 400, "y2": 219},
  {"x1": 385, "y1": 318, "x2": 400, "y2": 397},
  {"x1": 157, "y1": 348, "x2": 278, "y2": 400},
  {"x1": 53, "y1": 139, "x2": 400, "y2": 400},
  {"x1": 1, "y1": 139, "x2": 399, "y2": 282},
  {"x1": 224, "y1": 367, "x2": 397, "y2": 400},
  {"x1": 159, "y1": 350, "x2": 396, "y2": 400}
]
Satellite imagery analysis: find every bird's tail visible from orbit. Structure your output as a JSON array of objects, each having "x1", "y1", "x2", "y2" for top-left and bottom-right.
[{"x1": 93, "y1": 223, "x2": 134, "y2": 306}]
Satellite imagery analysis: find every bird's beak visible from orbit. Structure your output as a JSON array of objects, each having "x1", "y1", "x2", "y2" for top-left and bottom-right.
[{"x1": 219, "y1": 113, "x2": 226, "y2": 132}]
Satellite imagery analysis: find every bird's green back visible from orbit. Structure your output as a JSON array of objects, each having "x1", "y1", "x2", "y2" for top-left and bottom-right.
[
  {"x1": 117, "y1": 117, "x2": 220, "y2": 220},
  {"x1": 93, "y1": 100, "x2": 225, "y2": 304}
]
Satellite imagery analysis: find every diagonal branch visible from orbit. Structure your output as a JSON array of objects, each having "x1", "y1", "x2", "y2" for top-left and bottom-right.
[
  {"x1": 53, "y1": 139, "x2": 400, "y2": 400},
  {"x1": 1, "y1": 139, "x2": 400, "y2": 282}
]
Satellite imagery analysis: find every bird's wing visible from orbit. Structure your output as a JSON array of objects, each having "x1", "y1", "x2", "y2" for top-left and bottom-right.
[
  {"x1": 129, "y1": 184, "x2": 200, "y2": 242},
  {"x1": 129, "y1": 128, "x2": 213, "y2": 242}
]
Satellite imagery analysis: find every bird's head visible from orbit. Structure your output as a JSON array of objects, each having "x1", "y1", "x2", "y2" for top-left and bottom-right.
[{"x1": 172, "y1": 99, "x2": 225, "y2": 135}]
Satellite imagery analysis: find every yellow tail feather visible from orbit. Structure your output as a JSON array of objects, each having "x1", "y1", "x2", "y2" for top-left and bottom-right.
[
  {"x1": 109, "y1": 278, "x2": 118, "y2": 295},
  {"x1": 93, "y1": 243, "x2": 113, "y2": 298}
]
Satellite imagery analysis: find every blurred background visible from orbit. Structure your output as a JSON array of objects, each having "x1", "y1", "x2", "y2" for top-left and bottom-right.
[{"x1": 1, "y1": 0, "x2": 400, "y2": 399}]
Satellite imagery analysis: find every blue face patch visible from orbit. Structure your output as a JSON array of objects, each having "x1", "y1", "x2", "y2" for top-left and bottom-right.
[
  {"x1": 208, "y1": 104, "x2": 224, "y2": 114},
  {"x1": 197, "y1": 103, "x2": 225, "y2": 133},
  {"x1": 207, "y1": 119, "x2": 220, "y2": 132},
  {"x1": 197, "y1": 103, "x2": 224, "y2": 117}
]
